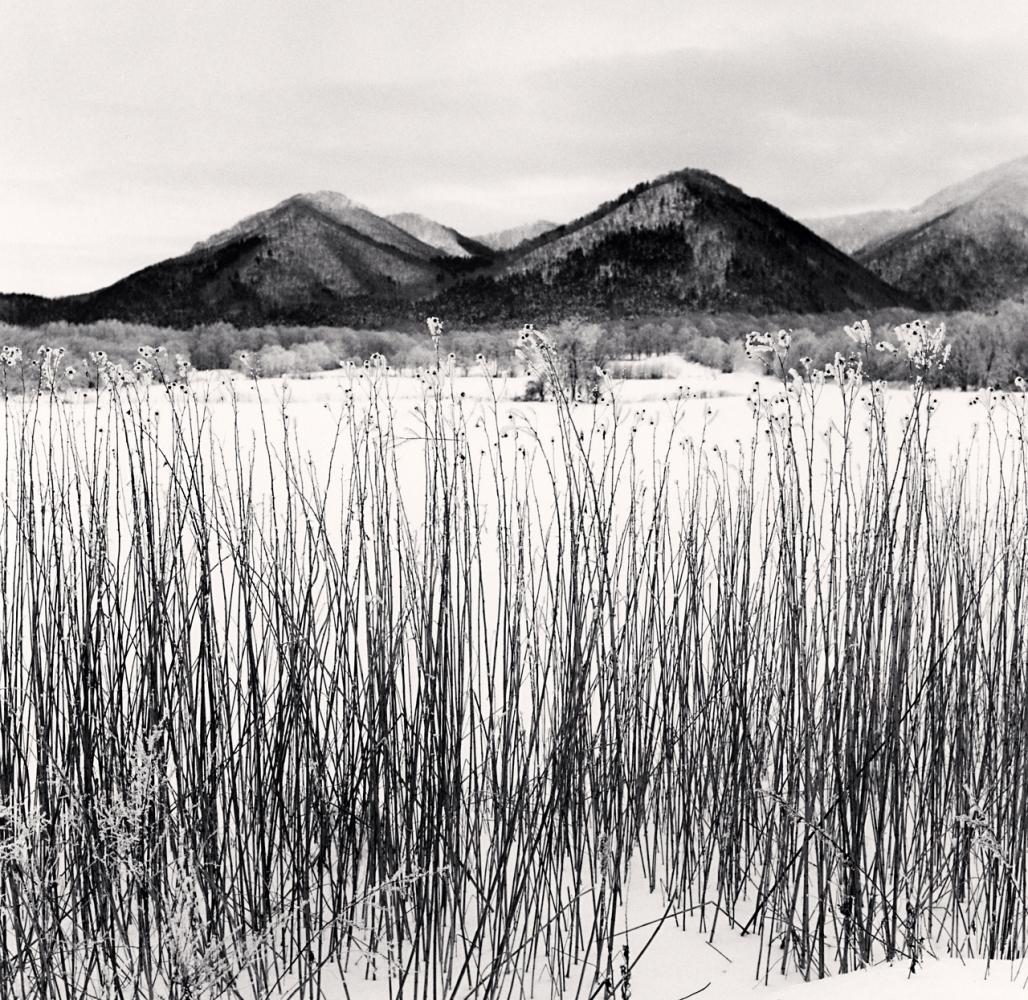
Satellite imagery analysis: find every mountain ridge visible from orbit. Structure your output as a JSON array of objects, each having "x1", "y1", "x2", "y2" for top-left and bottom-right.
[
  {"x1": 806, "y1": 156, "x2": 1028, "y2": 253},
  {"x1": 806, "y1": 155, "x2": 1028, "y2": 308},
  {"x1": 475, "y1": 220, "x2": 558, "y2": 252},
  {"x1": 0, "y1": 169, "x2": 923, "y2": 326},
  {"x1": 433, "y1": 168, "x2": 915, "y2": 321},
  {"x1": 194, "y1": 192, "x2": 443, "y2": 262},
  {"x1": 386, "y1": 213, "x2": 494, "y2": 260}
]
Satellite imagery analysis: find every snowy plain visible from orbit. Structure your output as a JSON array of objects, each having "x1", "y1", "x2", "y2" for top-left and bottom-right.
[
  {"x1": 5, "y1": 358, "x2": 1027, "y2": 1000},
  {"x1": 176, "y1": 365, "x2": 1028, "y2": 998}
]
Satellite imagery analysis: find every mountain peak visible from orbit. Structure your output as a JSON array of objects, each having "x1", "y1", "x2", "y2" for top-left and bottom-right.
[
  {"x1": 807, "y1": 154, "x2": 1028, "y2": 256},
  {"x1": 917, "y1": 154, "x2": 1028, "y2": 217},
  {"x1": 818, "y1": 154, "x2": 1028, "y2": 310},
  {"x1": 191, "y1": 189, "x2": 446, "y2": 266},
  {"x1": 294, "y1": 191, "x2": 369, "y2": 214},
  {"x1": 2, "y1": 165, "x2": 917, "y2": 327},
  {"x1": 385, "y1": 212, "x2": 492, "y2": 259},
  {"x1": 440, "y1": 169, "x2": 910, "y2": 319}
]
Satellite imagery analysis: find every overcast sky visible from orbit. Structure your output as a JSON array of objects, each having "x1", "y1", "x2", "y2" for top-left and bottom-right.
[{"x1": 2, "y1": 0, "x2": 1027, "y2": 296}]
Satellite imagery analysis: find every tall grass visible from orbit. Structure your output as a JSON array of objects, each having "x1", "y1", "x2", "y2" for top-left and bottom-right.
[{"x1": 2, "y1": 327, "x2": 1028, "y2": 998}]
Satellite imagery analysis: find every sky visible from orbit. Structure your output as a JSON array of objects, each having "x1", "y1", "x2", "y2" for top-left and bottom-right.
[{"x1": 2, "y1": 0, "x2": 1027, "y2": 296}]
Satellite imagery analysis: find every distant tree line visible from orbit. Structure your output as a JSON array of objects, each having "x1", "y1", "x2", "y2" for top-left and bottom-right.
[{"x1": 0, "y1": 299, "x2": 1026, "y2": 388}]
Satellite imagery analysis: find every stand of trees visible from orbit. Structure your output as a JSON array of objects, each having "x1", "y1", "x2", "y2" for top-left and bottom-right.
[{"x1": 1, "y1": 298, "x2": 1026, "y2": 388}]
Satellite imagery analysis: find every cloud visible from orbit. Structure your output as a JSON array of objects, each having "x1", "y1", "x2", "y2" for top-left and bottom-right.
[
  {"x1": 2, "y1": 9, "x2": 1026, "y2": 294},
  {"x1": 246, "y1": 30, "x2": 1028, "y2": 220}
]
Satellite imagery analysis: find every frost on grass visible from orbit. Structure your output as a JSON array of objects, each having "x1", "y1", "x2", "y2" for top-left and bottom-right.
[{"x1": 3, "y1": 319, "x2": 1028, "y2": 998}]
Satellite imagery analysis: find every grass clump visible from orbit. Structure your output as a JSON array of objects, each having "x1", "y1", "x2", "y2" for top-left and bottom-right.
[{"x1": 2, "y1": 318, "x2": 1028, "y2": 997}]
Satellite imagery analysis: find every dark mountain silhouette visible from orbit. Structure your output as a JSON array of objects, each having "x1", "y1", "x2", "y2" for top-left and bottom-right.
[
  {"x1": 1, "y1": 170, "x2": 913, "y2": 327},
  {"x1": 1, "y1": 193, "x2": 452, "y2": 327},
  {"x1": 0, "y1": 293, "x2": 51, "y2": 324},
  {"x1": 434, "y1": 169, "x2": 915, "y2": 322},
  {"x1": 808, "y1": 156, "x2": 1028, "y2": 309}
]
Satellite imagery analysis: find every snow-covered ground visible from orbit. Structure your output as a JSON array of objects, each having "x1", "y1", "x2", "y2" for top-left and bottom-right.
[
  {"x1": 768, "y1": 959, "x2": 1028, "y2": 999},
  {"x1": 6, "y1": 365, "x2": 1026, "y2": 999},
  {"x1": 184, "y1": 367, "x2": 1025, "y2": 998},
  {"x1": 268, "y1": 928, "x2": 1028, "y2": 1000},
  {"x1": 181, "y1": 361, "x2": 1002, "y2": 465}
]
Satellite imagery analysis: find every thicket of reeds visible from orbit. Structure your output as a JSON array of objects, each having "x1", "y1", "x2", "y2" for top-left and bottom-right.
[{"x1": 2, "y1": 322, "x2": 1028, "y2": 998}]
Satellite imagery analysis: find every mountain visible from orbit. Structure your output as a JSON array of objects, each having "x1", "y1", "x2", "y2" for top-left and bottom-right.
[
  {"x1": 197, "y1": 192, "x2": 438, "y2": 262},
  {"x1": 436, "y1": 169, "x2": 913, "y2": 321},
  {"x1": 2, "y1": 193, "x2": 452, "y2": 327},
  {"x1": 0, "y1": 293, "x2": 51, "y2": 323},
  {"x1": 475, "y1": 221, "x2": 558, "y2": 252},
  {"x1": 807, "y1": 156, "x2": 1028, "y2": 309},
  {"x1": 1, "y1": 171, "x2": 912, "y2": 328},
  {"x1": 804, "y1": 209, "x2": 911, "y2": 255},
  {"x1": 386, "y1": 213, "x2": 493, "y2": 259}
]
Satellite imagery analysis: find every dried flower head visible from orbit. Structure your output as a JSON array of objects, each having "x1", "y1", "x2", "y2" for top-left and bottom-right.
[
  {"x1": 844, "y1": 320, "x2": 872, "y2": 347},
  {"x1": 894, "y1": 319, "x2": 949, "y2": 370}
]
